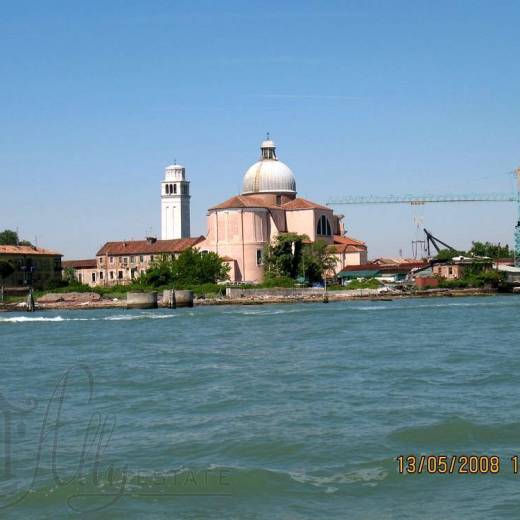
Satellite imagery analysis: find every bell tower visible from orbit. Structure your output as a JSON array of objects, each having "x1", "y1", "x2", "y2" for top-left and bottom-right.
[{"x1": 161, "y1": 162, "x2": 191, "y2": 240}]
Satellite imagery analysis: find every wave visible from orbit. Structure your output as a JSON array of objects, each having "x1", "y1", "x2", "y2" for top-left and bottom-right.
[
  {"x1": 0, "y1": 313, "x2": 178, "y2": 324},
  {"x1": 389, "y1": 416, "x2": 520, "y2": 445}
]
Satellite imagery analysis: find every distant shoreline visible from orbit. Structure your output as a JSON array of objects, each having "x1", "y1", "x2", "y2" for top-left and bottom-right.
[{"x1": 0, "y1": 288, "x2": 508, "y2": 312}]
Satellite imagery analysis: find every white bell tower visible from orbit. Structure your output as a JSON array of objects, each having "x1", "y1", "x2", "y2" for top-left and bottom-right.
[{"x1": 161, "y1": 162, "x2": 191, "y2": 240}]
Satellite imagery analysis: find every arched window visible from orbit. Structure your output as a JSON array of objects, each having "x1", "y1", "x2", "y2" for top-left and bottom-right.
[
  {"x1": 317, "y1": 215, "x2": 332, "y2": 236},
  {"x1": 165, "y1": 184, "x2": 169, "y2": 195},
  {"x1": 173, "y1": 184, "x2": 177, "y2": 194}
]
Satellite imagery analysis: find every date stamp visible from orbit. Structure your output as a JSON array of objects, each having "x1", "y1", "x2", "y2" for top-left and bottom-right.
[{"x1": 396, "y1": 455, "x2": 520, "y2": 475}]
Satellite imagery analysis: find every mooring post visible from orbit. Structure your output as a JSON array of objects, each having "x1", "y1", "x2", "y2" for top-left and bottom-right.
[{"x1": 26, "y1": 287, "x2": 35, "y2": 312}]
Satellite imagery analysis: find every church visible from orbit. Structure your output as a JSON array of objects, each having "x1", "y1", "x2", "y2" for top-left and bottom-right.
[
  {"x1": 65, "y1": 136, "x2": 367, "y2": 287},
  {"x1": 197, "y1": 137, "x2": 368, "y2": 283}
]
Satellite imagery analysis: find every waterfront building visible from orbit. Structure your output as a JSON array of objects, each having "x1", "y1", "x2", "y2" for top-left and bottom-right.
[
  {"x1": 199, "y1": 137, "x2": 368, "y2": 283},
  {"x1": 62, "y1": 259, "x2": 98, "y2": 286},
  {"x1": 161, "y1": 163, "x2": 191, "y2": 240},
  {"x1": 65, "y1": 236, "x2": 204, "y2": 287},
  {"x1": 0, "y1": 245, "x2": 62, "y2": 289}
]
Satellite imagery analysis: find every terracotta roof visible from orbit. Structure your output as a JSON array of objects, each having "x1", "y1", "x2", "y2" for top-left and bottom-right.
[
  {"x1": 62, "y1": 259, "x2": 97, "y2": 269},
  {"x1": 340, "y1": 261, "x2": 428, "y2": 274},
  {"x1": 282, "y1": 198, "x2": 330, "y2": 211},
  {"x1": 328, "y1": 244, "x2": 367, "y2": 254},
  {"x1": 96, "y1": 237, "x2": 205, "y2": 256},
  {"x1": 210, "y1": 195, "x2": 331, "y2": 212},
  {"x1": 333, "y1": 235, "x2": 366, "y2": 246},
  {"x1": 209, "y1": 195, "x2": 280, "y2": 210},
  {"x1": 0, "y1": 245, "x2": 62, "y2": 256}
]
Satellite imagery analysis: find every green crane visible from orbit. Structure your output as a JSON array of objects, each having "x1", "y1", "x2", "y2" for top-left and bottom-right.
[{"x1": 328, "y1": 168, "x2": 520, "y2": 266}]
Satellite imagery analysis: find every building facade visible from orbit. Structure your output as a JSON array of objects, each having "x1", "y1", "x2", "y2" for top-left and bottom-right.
[
  {"x1": 161, "y1": 163, "x2": 191, "y2": 240},
  {"x1": 0, "y1": 245, "x2": 62, "y2": 289},
  {"x1": 64, "y1": 236, "x2": 204, "y2": 287},
  {"x1": 200, "y1": 137, "x2": 368, "y2": 283}
]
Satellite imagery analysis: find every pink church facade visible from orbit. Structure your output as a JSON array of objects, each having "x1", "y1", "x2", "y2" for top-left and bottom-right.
[{"x1": 200, "y1": 138, "x2": 367, "y2": 283}]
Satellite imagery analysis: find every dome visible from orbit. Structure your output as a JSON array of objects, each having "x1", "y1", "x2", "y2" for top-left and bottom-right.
[{"x1": 242, "y1": 137, "x2": 296, "y2": 195}]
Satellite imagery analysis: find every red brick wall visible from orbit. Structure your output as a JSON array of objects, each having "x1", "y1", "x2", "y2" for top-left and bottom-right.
[{"x1": 415, "y1": 276, "x2": 440, "y2": 288}]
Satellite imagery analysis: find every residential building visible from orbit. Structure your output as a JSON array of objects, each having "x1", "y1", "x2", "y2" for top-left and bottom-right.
[{"x1": 0, "y1": 245, "x2": 62, "y2": 289}]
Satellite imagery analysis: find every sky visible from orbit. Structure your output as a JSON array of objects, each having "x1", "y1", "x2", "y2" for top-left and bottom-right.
[{"x1": 1, "y1": 0, "x2": 519, "y2": 259}]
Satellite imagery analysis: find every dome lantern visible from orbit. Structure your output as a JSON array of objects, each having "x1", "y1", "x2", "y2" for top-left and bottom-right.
[{"x1": 242, "y1": 136, "x2": 296, "y2": 196}]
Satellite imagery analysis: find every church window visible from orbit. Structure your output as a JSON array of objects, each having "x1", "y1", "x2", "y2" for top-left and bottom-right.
[
  {"x1": 317, "y1": 215, "x2": 332, "y2": 236},
  {"x1": 109, "y1": 256, "x2": 114, "y2": 263},
  {"x1": 139, "y1": 256, "x2": 144, "y2": 262},
  {"x1": 118, "y1": 271, "x2": 123, "y2": 279},
  {"x1": 256, "y1": 249, "x2": 263, "y2": 265},
  {"x1": 110, "y1": 271, "x2": 114, "y2": 280},
  {"x1": 130, "y1": 256, "x2": 135, "y2": 263},
  {"x1": 92, "y1": 272, "x2": 96, "y2": 283},
  {"x1": 174, "y1": 184, "x2": 177, "y2": 194},
  {"x1": 99, "y1": 271, "x2": 104, "y2": 280}
]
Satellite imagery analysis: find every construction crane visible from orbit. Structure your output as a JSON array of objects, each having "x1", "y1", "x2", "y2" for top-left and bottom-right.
[
  {"x1": 423, "y1": 229, "x2": 456, "y2": 257},
  {"x1": 327, "y1": 168, "x2": 520, "y2": 267}
]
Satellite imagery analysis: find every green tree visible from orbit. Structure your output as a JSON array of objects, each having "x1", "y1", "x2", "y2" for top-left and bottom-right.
[
  {"x1": 303, "y1": 240, "x2": 337, "y2": 283},
  {"x1": 468, "y1": 241, "x2": 512, "y2": 258},
  {"x1": 263, "y1": 234, "x2": 336, "y2": 284},
  {"x1": 140, "y1": 249, "x2": 229, "y2": 288},
  {"x1": 0, "y1": 229, "x2": 32, "y2": 246},
  {"x1": 263, "y1": 233, "x2": 304, "y2": 279},
  {"x1": 434, "y1": 248, "x2": 465, "y2": 261},
  {"x1": 0, "y1": 229, "x2": 19, "y2": 245}
]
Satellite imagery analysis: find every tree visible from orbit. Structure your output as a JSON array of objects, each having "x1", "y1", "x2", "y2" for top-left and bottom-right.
[
  {"x1": 304, "y1": 240, "x2": 337, "y2": 283},
  {"x1": 140, "y1": 248, "x2": 229, "y2": 287},
  {"x1": 0, "y1": 229, "x2": 32, "y2": 246},
  {"x1": 263, "y1": 234, "x2": 336, "y2": 283},
  {"x1": 0, "y1": 230, "x2": 19, "y2": 245},
  {"x1": 434, "y1": 249, "x2": 465, "y2": 261},
  {"x1": 170, "y1": 248, "x2": 230, "y2": 285},
  {"x1": 263, "y1": 233, "x2": 304, "y2": 279},
  {"x1": 468, "y1": 241, "x2": 512, "y2": 259}
]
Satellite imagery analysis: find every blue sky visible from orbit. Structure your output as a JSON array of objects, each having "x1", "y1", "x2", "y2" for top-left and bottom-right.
[{"x1": 1, "y1": 0, "x2": 519, "y2": 259}]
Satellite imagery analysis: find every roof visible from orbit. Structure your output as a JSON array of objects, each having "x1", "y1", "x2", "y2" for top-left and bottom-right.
[
  {"x1": 328, "y1": 244, "x2": 367, "y2": 254},
  {"x1": 333, "y1": 235, "x2": 366, "y2": 246},
  {"x1": 209, "y1": 195, "x2": 280, "y2": 210},
  {"x1": 372, "y1": 257, "x2": 418, "y2": 265},
  {"x1": 340, "y1": 261, "x2": 428, "y2": 274},
  {"x1": 282, "y1": 198, "x2": 330, "y2": 211},
  {"x1": 96, "y1": 237, "x2": 205, "y2": 256},
  {"x1": 210, "y1": 195, "x2": 332, "y2": 212},
  {"x1": 0, "y1": 245, "x2": 62, "y2": 256},
  {"x1": 62, "y1": 259, "x2": 97, "y2": 269},
  {"x1": 338, "y1": 269, "x2": 380, "y2": 279}
]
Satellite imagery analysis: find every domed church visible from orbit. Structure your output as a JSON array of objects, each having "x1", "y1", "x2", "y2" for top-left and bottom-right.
[{"x1": 200, "y1": 137, "x2": 367, "y2": 283}]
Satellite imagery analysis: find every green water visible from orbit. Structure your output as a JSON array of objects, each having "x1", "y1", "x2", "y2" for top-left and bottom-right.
[{"x1": 1, "y1": 296, "x2": 520, "y2": 519}]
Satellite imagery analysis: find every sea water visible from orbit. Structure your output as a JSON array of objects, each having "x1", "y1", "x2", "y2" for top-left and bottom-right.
[{"x1": 1, "y1": 295, "x2": 520, "y2": 519}]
